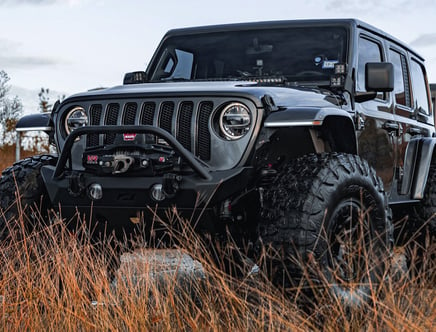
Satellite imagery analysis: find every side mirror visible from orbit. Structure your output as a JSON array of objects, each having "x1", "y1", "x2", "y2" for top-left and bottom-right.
[
  {"x1": 366, "y1": 62, "x2": 394, "y2": 92},
  {"x1": 123, "y1": 71, "x2": 147, "y2": 85}
]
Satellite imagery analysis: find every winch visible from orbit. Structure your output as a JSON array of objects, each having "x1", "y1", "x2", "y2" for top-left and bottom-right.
[{"x1": 82, "y1": 145, "x2": 181, "y2": 176}]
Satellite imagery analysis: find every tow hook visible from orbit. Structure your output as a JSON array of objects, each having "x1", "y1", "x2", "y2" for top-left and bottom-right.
[
  {"x1": 162, "y1": 173, "x2": 182, "y2": 198},
  {"x1": 68, "y1": 172, "x2": 86, "y2": 197}
]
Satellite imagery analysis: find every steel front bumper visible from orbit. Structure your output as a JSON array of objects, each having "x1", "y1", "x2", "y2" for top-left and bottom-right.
[{"x1": 42, "y1": 125, "x2": 252, "y2": 224}]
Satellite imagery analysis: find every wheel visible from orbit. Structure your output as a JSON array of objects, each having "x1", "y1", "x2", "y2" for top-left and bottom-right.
[
  {"x1": 0, "y1": 155, "x2": 57, "y2": 240},
  {"x1": 414, "y1": 164, "x2": 436, "y2": 237},
  {"x1": 404, "y1": 164, "x2": 436, "y2": 280},
  {"x1": 257, "y1": 153, "x2": 393, "y2": 306}
]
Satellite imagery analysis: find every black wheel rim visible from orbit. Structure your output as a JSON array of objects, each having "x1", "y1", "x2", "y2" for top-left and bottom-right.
[{"x1": 329, "y1": 198, "x2": 371, "y2": 284}]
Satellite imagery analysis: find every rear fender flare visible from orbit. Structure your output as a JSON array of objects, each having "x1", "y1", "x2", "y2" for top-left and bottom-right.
[{"x1": 404, "y1": 137, "x2": 436, "y2": 199}]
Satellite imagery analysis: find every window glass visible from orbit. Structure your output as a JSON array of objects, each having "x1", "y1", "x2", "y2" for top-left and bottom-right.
[
  {"x1": 357, "y1": 37, "x2": 382, "y2": 93},
  {"x1": 410, "y1": 59, "x2": 430, "y2": 115},
  {"x1": 389, "y1": 49, "x2": 411, "y2": 107},
  {"x1": 150, "y1": 27, "x2": 348, "y2": 83},
  {"x1": 161, "y1": 49, "x2": 194, "y2": 80},
  {"x1": 163, "y1": 58, "x2": 174, "y2": 73}
]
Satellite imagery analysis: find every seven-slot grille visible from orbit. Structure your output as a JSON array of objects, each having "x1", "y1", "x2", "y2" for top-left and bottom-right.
[{"x1": 85, "y1": 99, "x2": 213, "y2": 161}]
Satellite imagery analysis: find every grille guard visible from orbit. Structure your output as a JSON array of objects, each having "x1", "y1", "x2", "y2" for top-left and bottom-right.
[{"x1": 54, "y1": 125, "x2": 212, "y2": 180}]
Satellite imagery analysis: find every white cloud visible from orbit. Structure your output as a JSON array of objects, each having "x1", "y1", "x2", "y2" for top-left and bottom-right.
[
  {"x1": 0, "y1": 0, "x2": 89, "y2": 6},
  {"x1": 326, "y1": 0, "x2": 434, "y2": 12},
  {"x1": 0, "y1": 0, "x2": 56, "y2": 5},
  {"x1": 410, "y1": 34, "x2": 436, "y2": 47},
  {"x1": 0, "y1": 55, "x2": 64, "y2": 68},
  {"x1": 0, "y1": 38, "x2": 66, "y2": 69}
]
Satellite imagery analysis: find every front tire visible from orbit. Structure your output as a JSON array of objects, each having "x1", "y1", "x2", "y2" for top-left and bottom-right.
[
  {"x1": 258, "y1": 153, "x2": 393, "y2": 306},
  {"x1": 0, "y1": 155, "x2": 57, "y2": 240},
  {"x1": 414, "y1": 164, "x2": 436, "y2": 237}
]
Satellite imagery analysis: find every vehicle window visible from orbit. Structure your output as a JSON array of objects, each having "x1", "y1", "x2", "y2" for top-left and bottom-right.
[
  {"x1": 432, "y1": 86, "x2": 436, "y2": 113},
  {"x1": 389, "y1": 49, "x2": 411, "y2": 108},
  {"x1": 163, "y1": 58, "x2": 175, "y2": 73},
  {"x1": 161, "y1": 49, "x2": 194, "y2": 80},
  {"x1": 410, "y1": 59, "x2": 431, "y2": 115},
  {"x1": 149, "y1": 27, "x2": 348, "y2": 83},
  {"x1": 357, "y1": 37, "x2": 384, "y2": 99}
]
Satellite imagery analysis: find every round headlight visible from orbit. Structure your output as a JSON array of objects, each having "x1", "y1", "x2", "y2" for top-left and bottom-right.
[
  {"x1": 219, "y1": 103, "x2": 251, "y2": 140},
  {"x1": 65, "y1": 106, "x2": 88, "y2": 135}
]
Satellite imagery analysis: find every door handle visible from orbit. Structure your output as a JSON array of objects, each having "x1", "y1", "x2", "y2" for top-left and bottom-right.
[
  {"x1": 382, "y1": 121, "x2": 399, "y2": 132},
  {"x1": 407, "y1": 127, "x2": 422, "y2": 136}
]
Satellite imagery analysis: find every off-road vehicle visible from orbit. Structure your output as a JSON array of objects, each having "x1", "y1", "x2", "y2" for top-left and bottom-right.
[{"x1": 1, "y1": 19, "x2": 435, "y2": 304}]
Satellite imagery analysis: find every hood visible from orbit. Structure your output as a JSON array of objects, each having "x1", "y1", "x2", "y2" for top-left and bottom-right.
[{"x1": 64, "y1": 81, "x2": 342, "y2": 109}]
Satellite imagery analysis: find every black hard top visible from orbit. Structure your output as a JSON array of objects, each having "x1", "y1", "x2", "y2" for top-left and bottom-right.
[{"x1": 163, "y1": 19, "x2": 423, "y2": 61}]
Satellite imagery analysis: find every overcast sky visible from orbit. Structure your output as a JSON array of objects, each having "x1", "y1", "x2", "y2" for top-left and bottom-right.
[{"x1": 1, "y1": 0, "x2": 436, "y2": 112}]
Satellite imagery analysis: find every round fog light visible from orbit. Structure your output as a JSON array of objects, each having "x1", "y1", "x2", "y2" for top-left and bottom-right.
[
  {"x1": 88, "y1": 183, "x2": 103, "y2": 200},
  {"x1": 150, "y1": 184, "x2": 165, "y2": 202}
]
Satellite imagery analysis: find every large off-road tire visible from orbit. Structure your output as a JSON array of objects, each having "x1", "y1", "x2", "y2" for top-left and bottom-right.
[
  {"x1": 0, "y1": 155, "x2": 57, "y2": 240},
  {"x1": 414, "y1": 164, "x2": 436, "y2": 238},
  {"x1": 258, "y1": 153, "x2": 393, "y2": 306}
]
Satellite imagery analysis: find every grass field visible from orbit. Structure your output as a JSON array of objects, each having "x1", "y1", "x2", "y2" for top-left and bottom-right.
[
  {"x1": 0, "y1": 147, "x2": 435, "y2": 330},
  {"x1": 0, "y1": 203, "x2": 434, "y2": 331}
]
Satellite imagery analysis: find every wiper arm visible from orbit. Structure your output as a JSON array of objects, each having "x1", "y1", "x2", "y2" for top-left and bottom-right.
[{"x1": 160, "y1": 77, "x2": 191, "y2": 82}]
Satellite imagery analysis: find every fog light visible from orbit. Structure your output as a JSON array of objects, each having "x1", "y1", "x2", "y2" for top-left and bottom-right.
[
  {"x1": 150, "y1": 184, "x2": 165, "y2": 202},
  {"x1": 88, "y1": 183, "x2": 103, "y2": 200}
]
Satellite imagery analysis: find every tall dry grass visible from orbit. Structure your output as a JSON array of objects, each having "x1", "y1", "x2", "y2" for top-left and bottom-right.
[
  {"x1": 0, "y1": 144, "x2": 43, "y2": 172},
  {"x1": 0, "y1": 201, "x2": 434, "y2": 331}
]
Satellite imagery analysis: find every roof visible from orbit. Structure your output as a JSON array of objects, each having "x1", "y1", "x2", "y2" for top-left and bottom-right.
[{"x1": 163, "y1": 18, "x2": 424, "y2": 61}]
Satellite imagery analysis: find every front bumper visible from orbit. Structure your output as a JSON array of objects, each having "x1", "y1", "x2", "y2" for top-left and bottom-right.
[
  {"x1": 43, "y1": 125, "x2": 253, "y2": 226},
  {"x1": 41, "y1": 165, "x2": 251, "y2": 211}
]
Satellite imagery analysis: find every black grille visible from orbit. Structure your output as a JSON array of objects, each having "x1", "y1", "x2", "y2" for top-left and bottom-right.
[
  {"x1": 197, "y1": 102, "x2": 213, "y2": 161},
  {"x1": 159, "y1": 102, "x2": 174, "y2": 134},
  {"x1": 123, "y1": 103, "x2": 137, "y2": 125},
  {"x1": 88, "y1": 104, "x2": 102, "y2": 146},
  {"x1": 140, "y1": 102, "x2": 156, "y2": 125},
  {"x1": 85, "y1": 99, "x2": 214, "y2": 161},
  {"x1": 177, "y1": 102, "x2": 194, "y2": 151},
  {"x1": 105, "y1": 103, "x2": 120, "y2": 144}
]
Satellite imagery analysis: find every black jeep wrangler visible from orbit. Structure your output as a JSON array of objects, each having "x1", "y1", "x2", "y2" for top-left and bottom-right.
[{"x1": 1, "y1": 19, "x2": 435, "y2": 303}]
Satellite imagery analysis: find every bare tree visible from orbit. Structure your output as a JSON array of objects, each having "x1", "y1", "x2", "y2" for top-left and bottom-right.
[
  {"x1": 0, "y1": 70, "x2": 23, "y2": 145},
  {"x1": 38, "y1": 87, "x2": 65, "y2": 113},
  {"x1": 38, "y1": 87, "x2": 51, "y2": 113}
]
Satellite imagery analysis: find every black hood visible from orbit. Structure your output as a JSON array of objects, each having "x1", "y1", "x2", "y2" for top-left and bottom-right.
[{"x1": 63, "y1": 81, "x2": 342, "y2": 110}]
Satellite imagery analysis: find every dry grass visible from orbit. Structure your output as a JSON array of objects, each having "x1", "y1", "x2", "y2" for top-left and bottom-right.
[
  {"x1": 0, "y1": 144, "x2": 41, "y2": 172},
  {"x1": 0, "y1": 202, "x2": 435, "y2": 331}
]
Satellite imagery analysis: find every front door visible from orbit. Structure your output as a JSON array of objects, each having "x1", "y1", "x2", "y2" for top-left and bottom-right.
[{"x1": 356, "y1": 35, "x2": 396, "y2": 194}]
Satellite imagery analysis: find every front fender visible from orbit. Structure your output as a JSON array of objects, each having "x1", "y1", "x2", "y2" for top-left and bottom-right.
[
  {"x1": 263, "y1": 106, "x2": 353, "y2": 128},
  {"x1": 16, "y1": 113, "x2": 53, "y2": 133},
  {"x1": 263, "y1": 107, "x2": 357, "y2": 154}
]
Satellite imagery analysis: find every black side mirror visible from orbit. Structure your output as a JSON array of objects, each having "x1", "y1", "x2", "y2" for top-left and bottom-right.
[
  {"x1": 123, "y1": 71, "x2": 147, "y2": 85},
  {"x1": 366, "y1": 62, "x2": 394, "y2": 92}
]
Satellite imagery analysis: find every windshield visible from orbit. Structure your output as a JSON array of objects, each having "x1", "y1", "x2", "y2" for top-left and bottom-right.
[{"x1": 149, "y1": 26, "x2": 348, "y2": 84}]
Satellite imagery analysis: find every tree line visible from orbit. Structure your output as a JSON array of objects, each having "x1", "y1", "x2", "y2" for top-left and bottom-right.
[
  {"x1": 0, "y1": 70, "x2": 61, "y2": 152},
  {"x1": 0, "y1": 70, "x2": 22, "y2": 146}
]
